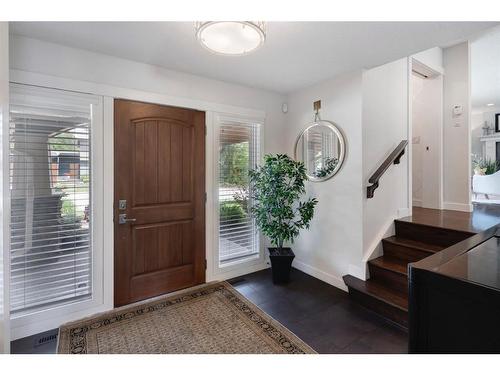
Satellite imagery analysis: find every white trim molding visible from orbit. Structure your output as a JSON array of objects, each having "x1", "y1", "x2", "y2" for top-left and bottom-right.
[
  {"x1": 9, "y1": 70, "x2": 266, "y2": 121},
  {"x1": 443, "y1": 201, "x2": 473, "y2": 212},
  {"x1": 0, "y1": 21, "x2": 11, "y2": 353},
  {"x1": 208, "y1": 112, "x2": 267, "y2": 281},
  {"x1": 292, "y1": 259, "x2": 348, "y2": 292},
  {"x1": 9, "y1": 87, "x2": 108, "y2": 340}
]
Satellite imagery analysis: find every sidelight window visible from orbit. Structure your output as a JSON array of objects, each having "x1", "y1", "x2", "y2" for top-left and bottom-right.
[
  {"x1": 9, "y1": 84, "x2": 100, "y2": 315},
  {"x1": 217, "y1": 116, "x2": 261, "y2": 266}
]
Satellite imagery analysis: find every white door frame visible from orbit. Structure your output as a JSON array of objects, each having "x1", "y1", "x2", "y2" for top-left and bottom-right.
[
  {"x1": 208, "y1": 112, "x2": 266, "y2": 281},
  {"x1": 0, "y1": 22, "x2": 11, "y2": 353},
  {"x1": 408, "y1": 58, "x2": 445, "y2": 213},
  {"x1": 8, "y1": 84, "x2": 108, "y2": 340}
]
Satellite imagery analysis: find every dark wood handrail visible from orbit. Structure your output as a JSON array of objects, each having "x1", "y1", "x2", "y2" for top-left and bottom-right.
[{"x1": 367, "y1": 140, "x2": 408, "y2": 198}]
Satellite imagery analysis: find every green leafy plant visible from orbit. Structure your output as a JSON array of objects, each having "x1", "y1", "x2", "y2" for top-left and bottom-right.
[
  {"x1": 314, "y1": 157, "x2": 339, "y2": 178},
  {"x1": 220, "y1": 200, "x2": 247, "y2": 222},
  {"x1": 249, "y1": 154, "x2": 318, "y2": 250},
  {"x1": 472, "y1": 155, "x2": 500, "y2": 175},
  {"x1": 219, "y1": 142, "x2": 250, "y2": 187}
]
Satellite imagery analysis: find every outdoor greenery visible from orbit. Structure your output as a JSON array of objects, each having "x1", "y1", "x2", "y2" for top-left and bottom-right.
[
  {"x1": 249, "y1": 154, "x2": 318, "y2": 249},
  {"x1": 219, "y1": 141, "x2": 250, "y2": 223},
  {"x1": 472, "y1": 155, "x2": 500, "y2": 175},
  {"x1": 220, "y1": 200, "x2": 247, "y2": 222},
  {"x1": 220, "y1": 142, "x2": 249, "y2": 187},
  {"x1": 48, "y1": 133, "x2": 78, "y2": 152},
  {"x1": 61, "y1": 199, "x2": 84, "y2": 220}
]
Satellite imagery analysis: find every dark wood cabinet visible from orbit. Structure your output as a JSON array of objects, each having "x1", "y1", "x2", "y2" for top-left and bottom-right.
[{"x1": 409, "y1": 225, "x2": 500, "y2": 353}]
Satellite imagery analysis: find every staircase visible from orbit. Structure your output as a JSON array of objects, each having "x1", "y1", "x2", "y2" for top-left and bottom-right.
[{"x1": 343, "y1": 218, "x2": 474, "y2": 329}]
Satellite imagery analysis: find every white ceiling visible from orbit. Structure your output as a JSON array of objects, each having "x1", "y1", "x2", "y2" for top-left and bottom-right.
[
  {"x1": 10, "y1": 22, "x2": 498, "y2": 94},
  {"x1": 471, "y1": 26, "x2": 500, "y2": 109}
]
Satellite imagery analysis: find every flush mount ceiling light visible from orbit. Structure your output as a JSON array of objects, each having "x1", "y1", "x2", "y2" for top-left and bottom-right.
[
  {"x1": 487, "y1": 103, "x2": 495, "y2": 107},
  {"x1": 195, "y1": 21, "x2": 266, "y2": 56}
]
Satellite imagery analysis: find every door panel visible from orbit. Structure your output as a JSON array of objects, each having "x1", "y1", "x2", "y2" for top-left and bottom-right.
[{"x1": 114, "y1": 99, "x2": 205, "y2": 307}]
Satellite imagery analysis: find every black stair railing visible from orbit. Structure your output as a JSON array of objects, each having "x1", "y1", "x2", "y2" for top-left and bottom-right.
[{"x1": 367, "y1": 140, "x2": 408, "y2": 198}]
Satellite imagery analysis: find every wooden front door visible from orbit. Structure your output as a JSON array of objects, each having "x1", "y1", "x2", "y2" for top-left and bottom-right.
[{"x1": 114, "y1": 99, "x2": 205, "y2": 307}]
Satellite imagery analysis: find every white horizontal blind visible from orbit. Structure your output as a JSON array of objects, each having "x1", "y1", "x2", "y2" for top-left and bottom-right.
[
  {"x1": 218, "y1": 120, "x2": 260, "y2": 264},
  {"x1": 9, "y1": 84, "x2": 96, "y2": 315}
]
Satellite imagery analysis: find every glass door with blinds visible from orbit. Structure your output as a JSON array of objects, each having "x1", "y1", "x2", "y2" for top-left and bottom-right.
[
  {"x1": 215, "y1": 115, "x2": 262, "y2": 268},
  {"x1": 9, "y1": 84, "x2": 102, "y2": 317}
]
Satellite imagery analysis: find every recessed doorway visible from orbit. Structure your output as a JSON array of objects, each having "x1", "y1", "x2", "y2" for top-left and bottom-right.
[{"x1": 411, "y1": 59, "x2": 443, "y2": 210}]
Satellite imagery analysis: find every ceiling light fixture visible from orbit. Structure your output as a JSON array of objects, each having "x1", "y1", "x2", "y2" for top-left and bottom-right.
[
  {"x1": 487, "y1": 103, "x2": 495, "y2": 107},
  {"x1": 195, "y1": 21, "x2": 266, "y2": 56}
]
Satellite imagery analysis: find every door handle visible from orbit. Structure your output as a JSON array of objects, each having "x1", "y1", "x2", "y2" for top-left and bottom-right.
[{"x1": 119, "y1": 214, "x2": 137, "y2": 225}]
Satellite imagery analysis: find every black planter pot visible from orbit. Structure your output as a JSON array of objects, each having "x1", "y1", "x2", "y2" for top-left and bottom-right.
[{"x1": 268, "y1": 247, "x2": 295, "y2": 284}]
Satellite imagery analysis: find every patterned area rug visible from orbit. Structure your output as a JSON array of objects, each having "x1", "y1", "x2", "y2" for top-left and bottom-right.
[{"x1": 58, "y1": 281, "x2": 315, "y2": 354}]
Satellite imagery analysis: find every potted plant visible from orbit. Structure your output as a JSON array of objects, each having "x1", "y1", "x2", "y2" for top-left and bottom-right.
[
  {"x1": 472, "y1": 154, "x2": 500, "y2": 175},
  {"x1": 249, "y1": 154, "x2": 318, "y2": 283}
]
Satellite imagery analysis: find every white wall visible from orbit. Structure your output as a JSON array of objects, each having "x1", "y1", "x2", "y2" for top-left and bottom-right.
[
  {"x1": 362, "y1": 58, "x2": 409, "y2": 262},
  {"x1": 0, "y1": 22, "x2": 10, "y2": 353},
  {"x1": 284, "y1": 71, "x2": 364, "y2": 289},
  {"x1": 412, "y1": 47, "x2": 444, "y2": 74},
  {"x1": 443, "y1": 42, "x2": 472, "y2": 212},
  {"x1": 282, "y1": 58, "x2": 411, "y2": 284},
  {"x1": 10, "y1": 35, "x2": 287, "y2": 156}
]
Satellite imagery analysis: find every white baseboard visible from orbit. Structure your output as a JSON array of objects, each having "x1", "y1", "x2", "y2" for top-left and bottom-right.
[
  {"x1": 397, "y1": 207, "x2": 410, "y2": 218},
  {"x1": 292, "y1": 259, "x2": 348, "y2": 292},
  {"x1": 11, "y1": 302, "x2": 112, "y2": 341},
  {"x1": 208, "y1": 261, "x2": 270, "y2": 283},
  {"x1": 412, "y1": 199, "x2": 422, "y2": 207},
  {"x1": 443, "y1": 201, "x2": 473, "y2": 212}
]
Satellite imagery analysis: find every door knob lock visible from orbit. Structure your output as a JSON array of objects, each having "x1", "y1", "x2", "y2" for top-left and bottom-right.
[{"x1": 119, "y1": 214, "x2": 137, "y2": 224}]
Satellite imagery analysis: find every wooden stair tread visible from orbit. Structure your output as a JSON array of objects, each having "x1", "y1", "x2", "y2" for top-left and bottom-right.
[
  {"x1": 343, "y1": 275, "x2": 408, "y2": 311},
  {"x1": 369, "y1": 256, "x2": 408, "y2": 276},
  {"x1": 343, "y1": 212, "x2": 476, "y2": 327},
  {"x1": 395, "y1": 218, "x2": 474, "y2": 236},
  {"x1": 382, "y1": 235, "x2": 445, "y2": 253}
]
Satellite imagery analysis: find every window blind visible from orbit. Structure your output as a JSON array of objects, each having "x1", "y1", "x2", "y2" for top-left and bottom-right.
[
  {"x1": 218, "y1": 120, "x2": 260, "y2": 264},
  {"x1": 9, "y1": 84, "x2": 95, "y2": 315}
]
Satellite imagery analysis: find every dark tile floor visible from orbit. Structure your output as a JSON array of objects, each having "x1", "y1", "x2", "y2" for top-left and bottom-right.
[
  {"x1": 229, "y1": 268, "x2": 408, "y2": 354},
  {"x1": 11, "y1": 268, "x2": 408, "y2": 354}
]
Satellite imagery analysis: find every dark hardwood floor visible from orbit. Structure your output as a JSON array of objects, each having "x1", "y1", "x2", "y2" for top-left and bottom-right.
[
  {"x1": 229, "y1": 268, "x2": 408, "y2": 353},
  {"x1": 403, "y1": 204, "x2": 500, "y2": 233}
]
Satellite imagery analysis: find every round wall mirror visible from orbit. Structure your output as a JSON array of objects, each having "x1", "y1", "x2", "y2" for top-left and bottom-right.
[{"x1": 294, "y1": 120, "x2": 346, "y2": 182}]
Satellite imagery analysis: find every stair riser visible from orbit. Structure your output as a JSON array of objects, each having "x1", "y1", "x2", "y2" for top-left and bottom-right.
[
  {"x1": 382, "y1": 240, "x2": 433, "y2": 262},
  {"x1": 368, "y1": 264, "x2": 408, "y2": 294},
  {"x1": 347, "y1": 287, "x2": 408, "y2": 329},
  {"x1": 395, "y1": 221, "x2": 472, "y2": 248}
]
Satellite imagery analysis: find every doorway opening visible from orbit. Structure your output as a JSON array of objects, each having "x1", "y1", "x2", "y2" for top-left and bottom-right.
[{"x1": 411, "y1": 59, "x2": 443, "y2": 210}]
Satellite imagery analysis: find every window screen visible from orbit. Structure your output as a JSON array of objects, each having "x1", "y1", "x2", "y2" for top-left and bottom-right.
[
  {"x1": 9, "y1": 84, "x2": 96, "y2": 314},
  {"x1": 218, "y1": 120, "x2": 260, "y2": 265}
]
